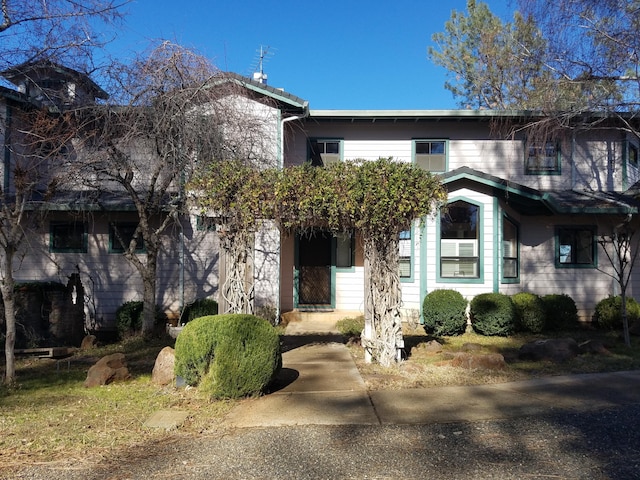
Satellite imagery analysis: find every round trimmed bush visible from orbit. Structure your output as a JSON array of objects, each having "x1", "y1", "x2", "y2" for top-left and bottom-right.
[
  {"x1": 181, "y1": 298, "x2": 218, "y2": 324},
  {"x1": 470, "y1": 293, "x2": 516, "y2": 336},
  {"x1": 540, "y1": 294, "x2": 579, "y2": 331},
  {"x1": 512, "y1": 292, "x2": 547, "y2": 333},
  {"x1": 174, "y1": 314, "x2": 281, "y2": 399},
  {"x1": 592, "y1": 295, "x2": 640, "y2": 330},
  {"x1": 422, "y1": 289, "x2": 468, "y2": 336},
  {"x1": 115, "y1": 300, "x2": 167, "y2": 338}
]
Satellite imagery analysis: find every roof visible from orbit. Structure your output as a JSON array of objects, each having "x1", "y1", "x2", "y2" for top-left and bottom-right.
[
  {"x1": 1, "y1": 60, "x2": 108, "y2": 100},
  {"x1": 442, "y1": 166, "x2": 640, "y2": 216},
  {"x1": 211, "y1": 72, "x2": 308, "y2": 112}
]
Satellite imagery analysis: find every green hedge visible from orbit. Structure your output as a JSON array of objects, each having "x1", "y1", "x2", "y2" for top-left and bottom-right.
[
  {"x1": 592, "y1": 295, "x2": 640, "y2": 330},
  {"x1": 422, "y1": 289, "x2": 468, "y2": 336},
  {"x1": 470, "y1": 293, "x2": 516, "y2": 336},
  {"x1": 181, "y1": 298, "x2": 218, "y2": 324},
  {"x1": 174, "y1": 314, "x2": 281, "y2": 399},
  {"x1": 540, "y1": 294, "x2": 579, "y2": 331},
  {"x1": 512, "y1": 292, "x2": 547, "y2": 333},
  {"x1": 115, "y1": 300, "x2": 167, "y2": 338}
]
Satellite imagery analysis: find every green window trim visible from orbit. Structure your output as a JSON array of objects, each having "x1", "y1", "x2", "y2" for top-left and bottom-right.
[
  {"x1": 525, "y1": 139, "x2": 562, "y2": 175},
  {"x1": 501, "y1": 215, "x2": 520, "y2": 284},
  {"x1": 109, "y1": 222, "x2": 145, "y2": 254},
  {"x1": 412, "y1": 139, "x2": 448, "y2": 173},
  {"x1": 437, "y1": 197, "x2": 484, "y2": 284},
  {"x1": 555, "y1": 225, "x2": 597, "y2": 269},
  {"x1": 50, "y1": 221, "x2": 87, "y2": 253}
]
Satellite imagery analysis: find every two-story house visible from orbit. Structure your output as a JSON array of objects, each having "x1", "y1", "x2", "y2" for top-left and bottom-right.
[{"x1": 3, "y1": 64, "x2": 639, "y2": 333}]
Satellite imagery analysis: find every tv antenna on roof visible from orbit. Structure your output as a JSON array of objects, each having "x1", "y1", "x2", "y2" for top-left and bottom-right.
[{"x1": 251, "y1": 45, "x2": 273, "y2": 84}]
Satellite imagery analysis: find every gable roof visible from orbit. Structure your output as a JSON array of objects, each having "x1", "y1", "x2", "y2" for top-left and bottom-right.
[
  {"x1": 209, "y1": 72, "x2": 308, "y2": 113},
  {"x1": 442, "y1": 166, "x2": 639, "y2": 215}
]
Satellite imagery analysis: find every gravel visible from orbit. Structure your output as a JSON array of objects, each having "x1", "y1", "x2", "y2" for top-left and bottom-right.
[{"x1": 8, "y1": 404, "x2": 640, "y2": 480}]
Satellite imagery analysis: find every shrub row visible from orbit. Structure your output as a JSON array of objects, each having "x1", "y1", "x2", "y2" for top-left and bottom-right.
[{"x1": 422, "y1": 290, "x2": 580, "y2": 337}]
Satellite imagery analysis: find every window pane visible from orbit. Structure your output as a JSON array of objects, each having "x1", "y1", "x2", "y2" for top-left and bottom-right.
[
  {"x1": 430, "y1": 141, "x2": 445, "y2": 154},
  {"x1": 51, "y1": 223, "x2": 85, "y2": 252},
  {"x1": 325, "y1": 141, "x2": 339, "y2": 154},
  {"x1": 399, "y1": 230, "x2": 411, "y2": 278},
  {"x1": 503, "y1": 258, "x2": 518, "y2": 278},
  {"x1": 441, "y1": 201, "x2": 478, "y2": 239},
  {"x1": 415, "y1": 142, "x2": 430, "y2": 154},
  {"x1": 335, "y1": 233, "x2": 352, "y2": 268},
  {"x1": 576, "y1": 230, "x2": 593, "y2": 264},
  {"x1": 557, "y1": 227, "x2": 595, "y2": 267}
]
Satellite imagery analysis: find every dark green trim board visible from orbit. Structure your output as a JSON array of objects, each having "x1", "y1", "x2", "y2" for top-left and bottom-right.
[{"x1": 419, "y1": 221, "x2": 428, "y2": 324}]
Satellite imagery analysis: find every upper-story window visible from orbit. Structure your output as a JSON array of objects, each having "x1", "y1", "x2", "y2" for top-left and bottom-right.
[
  {"x1": 309, "y1": 139, "x2": 342, "y2": 167},
  {"x1": 525, "y1": 140, "x2": 561, "y2": 175},
  {"x1": 110, "y1": 222, "x2": 144, "y2": 253},
  {"x1": 413, "y1": 140, "x2": 447, "y2": 172}
]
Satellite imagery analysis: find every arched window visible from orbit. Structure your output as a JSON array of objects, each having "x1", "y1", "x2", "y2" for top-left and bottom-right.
[{"x1": 440, "y1": 200, "x2": 479, "y2": 278}]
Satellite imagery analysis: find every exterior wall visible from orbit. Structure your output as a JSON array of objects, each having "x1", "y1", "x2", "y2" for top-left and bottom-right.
[{"x1": 12, "y1": 212, "x2": 219, "y2": 330}]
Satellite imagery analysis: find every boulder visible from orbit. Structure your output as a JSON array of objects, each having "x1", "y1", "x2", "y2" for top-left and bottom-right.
[
  {"x1": 578, "y1": 339, "x2": 611, "y2": 355},
  {"x1": 414, "y1": 339, "x2": 443, "y2": 354},
  {"x1": 84, "y1": 353, "x2": 130, "y2": 387},
  {"x1": 518, "y1": 338, "x2": 580, "y2": 363},
  {"x1": 450, "y1": 352, "x2": 506, "y2": 370},
  {"x1": 80, "y1": 334, "x2": 97, "y2": 350},
  {"x1": 152, "y1": 346, "x2": 176, "y2": 386}
]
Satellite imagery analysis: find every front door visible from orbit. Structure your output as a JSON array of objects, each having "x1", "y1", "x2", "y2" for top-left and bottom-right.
[{"x1": 297, "y1": 233, "x2": 332, "y2": 307}]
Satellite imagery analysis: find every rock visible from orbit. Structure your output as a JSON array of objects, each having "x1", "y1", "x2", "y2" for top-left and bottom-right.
[
  {"x1": 152, "y1": 346, "x2": 176, "y2": 386},
  {"x1": 80, "y1": 334, "x2": 97, "y2": 350},
  {"x1": 415, "y1": 340, "x2": 443, "y2": 354},
  {"x1": 518, "y1": 338, "x2": 580, "y2": 362},
  {"x1": 579, "y1": 339, "x2": 611, "y2": 355},
  {"x1": 461, "y1": 342, "x2": 483, "y2": 352},
  {"x1": 450, "y1": 352, "x2": 506, "y2": 370},
  {"x1": 84, "y1": 353, "x2": 130, "y2": 387}
]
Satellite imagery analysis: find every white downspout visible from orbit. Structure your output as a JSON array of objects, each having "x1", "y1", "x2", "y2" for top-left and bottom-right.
[{"x1": 276, "y1": 105, "x2": 309, "y2": 323}]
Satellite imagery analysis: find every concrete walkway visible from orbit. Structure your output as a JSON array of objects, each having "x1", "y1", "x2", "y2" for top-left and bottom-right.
[{"x1": 223, "y1": 314, "x2": 640, "y2": 428}]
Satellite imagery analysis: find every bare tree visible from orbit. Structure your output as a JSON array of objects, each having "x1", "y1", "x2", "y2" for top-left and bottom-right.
[{"x1": 0, "y1": 0, "x2": 126, "y2": 384}]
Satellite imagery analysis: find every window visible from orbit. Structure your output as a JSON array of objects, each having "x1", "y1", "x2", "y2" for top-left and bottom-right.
[
  {"x1": 440, "y1": 201, "x2": 479, "y2": 278},
  {"x1": 502, "y1": 217, "x2": 519, "y2": 280},
  {"x1": 629, "y1": 143, "x2": 638, "y2": 167},
  {"x1": 50, "y1": 222, "x2": 87, "y2": 253},
  {"x1": 110, "y1": 223, "x2": 144, "y2": 253},
  {"x1": 399, "y1": 230, "x2": 412, "y2": 278},
  {"x1": 525, "y1": 140, "x2": 561, "y2": 174},
  {"x1": 335, "y1": 231, "x2": 354, "y2": 268},
  {"x1": 414, "y1": 140, "x2": 447, "y2": 172},
  {"x1": 309, "y1": 139, "x2": 341, "y2": 167},
  {"x1": 196, "y1": 215, "x2": 216, "y2": 232},
  {"x1": 556, "y1": 226, "x2": 596, "y2": 268}
]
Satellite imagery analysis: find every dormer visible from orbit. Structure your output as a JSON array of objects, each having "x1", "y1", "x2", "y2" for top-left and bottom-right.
[{"x1": 1, "y1": 60, "x2": 108, "y2": 110}]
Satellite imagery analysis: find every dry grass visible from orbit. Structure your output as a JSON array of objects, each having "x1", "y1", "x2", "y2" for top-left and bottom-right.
[
  {"x1": 350, "y1": 326, "x2": 640, "y2": 390},
  {"x1": 0, "y1": 336, "x2": 235, "y2": 471}
]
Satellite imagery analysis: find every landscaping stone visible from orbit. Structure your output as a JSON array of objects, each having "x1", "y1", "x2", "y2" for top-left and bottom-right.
[
  {"x1": 578, "y1": 339, "x2": 611, "y2": 355},
  {"x1": 450, "y1": 352, "x2": 506, "y2": 370},
  {"x1": 518, "y1": 338, "x2": 580, "y2": 363},
  {"x1": 414, "y1": 339, "x2": 443, "y2": 354},
  {"x1": 461, "y1": 342, "x2": 483, "y2": 352},
  {"x1": 80, "y1": 334, "x2": 97, "y2": 350},
  {"x1": 84, "y1": 352, "x2": 130, "y2": 387},
  {"x1": 152, "y1": 346, "x2": 176, "y2": 386}
]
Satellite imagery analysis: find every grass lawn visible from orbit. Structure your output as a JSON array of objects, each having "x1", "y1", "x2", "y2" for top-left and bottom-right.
[{"x1": 1, "y1": 326, "x2": 640, "y2": 470}]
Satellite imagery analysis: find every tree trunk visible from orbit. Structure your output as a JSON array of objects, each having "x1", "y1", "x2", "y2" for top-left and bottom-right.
[
  {"x1": 621, "y1": 286, "x2": 631, "y2": 348},
  {"x1": 1, "y1": 249, "x2": 16, "y2": 384},
  {"x1": 140, "y1": 251, "x2": 159, "y2": 336},
  {"x1": 361, "y1": 235, "x2": 403, "y2": 367}
]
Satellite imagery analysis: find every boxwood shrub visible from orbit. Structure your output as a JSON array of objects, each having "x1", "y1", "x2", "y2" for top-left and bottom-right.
[
  {"x1": 470, "y1": 292, "x2": 516, "y2": 336},
  {"x1": 511, "y1": 292, "x2": 547, "y2": 333},
  {"x1": 592, "y1": 295, "x2": 640, "y2": 330},
  {"x1": 115, "y1": 300, "x2": 167, "y2": 338},
  {"x1": 181, "y1": 297, "x2": 219, "y2": 324},
  {"x1": 422, "y1": 289, "x2": 468, "y2": 336},
  {"x1": 174, "y1": 314, "x2": 281, "y2": 399},
  {"x1": 540, "y1": 294, "x2": 579, "y2": 331}
]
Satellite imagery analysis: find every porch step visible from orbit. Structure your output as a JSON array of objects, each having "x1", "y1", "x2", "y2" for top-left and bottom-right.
[{"x1": 282, "y1": 310, "x2": 362, "y2": 335}]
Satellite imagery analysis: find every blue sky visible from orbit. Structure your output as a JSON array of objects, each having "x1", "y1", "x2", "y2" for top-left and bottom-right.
[{"x1": 108, "y1": 0, "x2": 512, "y2": 110}]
